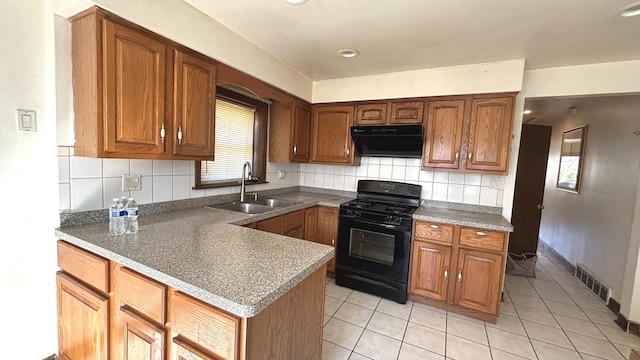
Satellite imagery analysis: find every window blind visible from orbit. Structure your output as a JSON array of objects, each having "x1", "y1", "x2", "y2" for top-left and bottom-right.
[{"x1": 200, "y1": 99, "x2": 255, "y2": 183}]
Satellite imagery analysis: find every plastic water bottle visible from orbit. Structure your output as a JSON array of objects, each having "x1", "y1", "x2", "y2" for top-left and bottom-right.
[
  {"x1": 124, "y1": 198, "x2": 139, "y2": 234},
  {"x1": 109, "y1": 198, "x2": 125, "y2": 235}
]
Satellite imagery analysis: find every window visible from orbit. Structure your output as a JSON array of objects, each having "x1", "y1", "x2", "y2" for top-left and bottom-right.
[{"x1": 195, "y1": 87, "x2": 268, "y2": 188}]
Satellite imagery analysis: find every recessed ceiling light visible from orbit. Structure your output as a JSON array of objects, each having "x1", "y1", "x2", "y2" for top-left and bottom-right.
[
  {"x1": 620, "y1": 2, "x2": 640, "y2": 17},
  {"x1": 523, "y1": 109, "x2": 532, "y2": 115},
  {"x1": 337, "y1": 48, "x2": 360, "y2": 58},
  {"x1": 284, "y1": 0, "x2": 308, "y2": 5}
]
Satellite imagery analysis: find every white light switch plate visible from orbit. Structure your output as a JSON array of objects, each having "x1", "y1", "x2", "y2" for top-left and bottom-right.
[
  {"x1": 17, "y1": 109, "x2": 37, "y2": 132},
  {"x1": 122, "y1": 174, "x2": 142, "y2": 191}
]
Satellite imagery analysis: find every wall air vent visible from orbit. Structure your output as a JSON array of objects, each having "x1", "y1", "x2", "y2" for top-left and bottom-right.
[{"x1": 575, "y1": 264, "x2": 612, "y2": 303}]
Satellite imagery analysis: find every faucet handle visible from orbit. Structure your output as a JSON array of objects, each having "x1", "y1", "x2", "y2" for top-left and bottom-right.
[{"x1": 247, "y1": 192, "x2": 258, "y2": 201}]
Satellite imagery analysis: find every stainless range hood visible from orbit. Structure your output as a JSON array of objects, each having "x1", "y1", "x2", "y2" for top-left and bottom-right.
[{"x1": 350, "y1": 125, "x2": 424, "y2": 158}]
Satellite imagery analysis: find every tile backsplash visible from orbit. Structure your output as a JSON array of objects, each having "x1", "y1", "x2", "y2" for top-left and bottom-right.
[
  {"x1": 299, "y1": 157, "x2": 505, "y2": 207},
  {"x1": 58, "y1": 146, "x2": 300, "y2": 211},
  {"x1": 58, "y1": 147, "x2": 504, "y2": 211}
]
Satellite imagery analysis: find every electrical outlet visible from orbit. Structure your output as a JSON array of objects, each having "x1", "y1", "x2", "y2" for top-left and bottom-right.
[
  {"x1": 278, "y1": 170, "x2": 285, "y2": 179},
  {"x1": 122, "y1": 174, "x2": 141, "y2": 191}
]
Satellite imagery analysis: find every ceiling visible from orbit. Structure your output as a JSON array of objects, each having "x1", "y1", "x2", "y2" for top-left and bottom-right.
[
  {"x1": 184, "y1": 0, "x2": 640, "y2": 81},
  {"x1": 524, "y1": 94, "x2": 640, "y2": 127}
]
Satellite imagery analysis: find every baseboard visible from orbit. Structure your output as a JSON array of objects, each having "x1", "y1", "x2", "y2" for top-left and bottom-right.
[
  {"x1": 537, "y1": 240, "x2": 575, "y2": 274},
  {"x1": 608, "y1": 297, "x2": 621, "y2": 314},
  {"x1": 615, "y1": 312, "x2": 640, "y2": 337}
]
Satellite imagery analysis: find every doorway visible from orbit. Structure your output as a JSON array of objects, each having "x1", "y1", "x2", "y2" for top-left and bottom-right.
[{"x1": 509, "y1": 124, "x2": 552, "y2": 254}]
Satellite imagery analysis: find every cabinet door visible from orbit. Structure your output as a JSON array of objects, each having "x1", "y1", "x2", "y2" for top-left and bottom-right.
[
  {"x1": 291, "y1": 100, "x2": 311, "y2": 162},
  {"x1": 57, "y1": 272, "x2": 109, "y2": 360},
  {"x1": 256, "y1": 215, "x2": 284, "y2": 235},
  {"x1": 172, "y1": 336, "x2": 218, "y2": 360},
  {"x1": 317, "y1": 207, "x2": 339, "y2": 273},
  {"x1": 464, "y1": 96, "x2": 514, "y2": 173},
  {"x1": 389, "y1": 101, "x2": 424, "y2": 124},
  {"x1": 454, "y1": 249, "x2": 503, "y2": 315},
  {"x1": 355, "y1": 102, "x2": 388, "y2": 125},
  {"x1": 173, "y1": 49, "x2": 216, "y2": 158},
  {"x1": 284, "y1": 210, "x2": 305, "y2": 239},
  {"x1": 304, "y1": 206, "x2": 319, "y2": 243},
  {"x1": 422, "y1": 99, "x2": 465, "y2": 169},
  {"x1": 103, "y1": 19, "x2": 167, "y2": 156},
  {"x1": 118, "y1": 306, "x2": 166, "y2": 360},
  {"x1": 311, "y1": 105, "x2": 355, "y2": 164},
  {"x1": 409, "y1": 241, "x2": 451, "y2": 301}
]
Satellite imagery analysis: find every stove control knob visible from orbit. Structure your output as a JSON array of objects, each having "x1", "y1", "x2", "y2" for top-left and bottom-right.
[
  {"x1": 385, "y1": 215, "x2": 401, "y2": 224},
  {"x1": 354, "y1": 210, "x2": 361, "y2": 218}
]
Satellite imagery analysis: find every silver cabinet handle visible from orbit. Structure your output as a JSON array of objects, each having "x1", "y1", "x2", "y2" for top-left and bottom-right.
[
  {"x1": 331, "y1": 238, "x2": 335, "y2": 246},
  {"x1": 430, "y1": 224, "x2": 439, "y2": 229},
  {"x1": 160, "y1": 123, "x2": 166, "y2": 143},
  {"x1": 457, "y1": 270, "x2": 462, "y2": 283},
  {"x1": 444, "y1": 267, "x2": 448, "y2": 280},
  {"x1": 177, "y1": 126, "x2": 183, "y2": 145},
  {"x1": 455, "y1": 152, "x2": 459, "y2": 160},
  {"x1": 293, "y1": 145, "x2": 297, "y2": 154},
  {"x1": 476, "y1": 231, "x2": 486, "y2": 236},
  {"x1": 346, "y1": 148, "x2": 350, "y2": 156},
  {"x1": 468, "y1": 152, "x2": 473, "y2": 160}
]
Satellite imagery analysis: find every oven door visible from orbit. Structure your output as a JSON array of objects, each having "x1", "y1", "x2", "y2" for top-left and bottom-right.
[{"x1": 336, "y1": 216, "x2": 411, "y2": 282}]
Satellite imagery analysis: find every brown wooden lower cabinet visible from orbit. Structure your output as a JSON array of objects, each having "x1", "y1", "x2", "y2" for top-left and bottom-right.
[
  {"x1": 409, "y1": 240, "x2": 451, "y2": 302},
  {"x1": 408, "y1": 221, "x2": 508, "y2": 322},
  {"x1": 118, "y1": 306, "x2": 166, "y2": 360},
  {"x1": 454, "y1": 248, "x2": 503, "y2": 314},
  {"x1": 249, "y1": 209, "x2": 305, "y2": 239},
  {"x1": 244, "y1": 206, "x2": 337, "y2": 277},
  {"x1": 305, "y1": 206, "x2": 338, "y2": 275},
  {"x1": 57, "y1": 240, "x2": 326, "y2": 359},
  {"x1": 56, "y1": 271, "x2": 109, "y2": 360}
]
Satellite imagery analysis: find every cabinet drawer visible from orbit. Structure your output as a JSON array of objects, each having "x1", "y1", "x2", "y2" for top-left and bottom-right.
[
  {"x1": 284, "y1": 209, "x2": 305, "y2": 233},
  {"x1": 413, "y1": 221, "x2": 454, "y2": 244},
  {"x1": 459, "y1": 228, "x2": 507, "y2": 253},
  {"x1": 171, "y1": 292, "x2": 240, "y2": 360},
  {"x1": 116, "y1": 266, "x2": 167, "y2": 324},
  {"x1": 57, "y1": 240, "x2": 109, "y2": 293}
]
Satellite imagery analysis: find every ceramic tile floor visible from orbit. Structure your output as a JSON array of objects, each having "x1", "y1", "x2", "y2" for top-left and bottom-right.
[{"x1": 321, "y1": 253, "x2": 640, "y2": 360}]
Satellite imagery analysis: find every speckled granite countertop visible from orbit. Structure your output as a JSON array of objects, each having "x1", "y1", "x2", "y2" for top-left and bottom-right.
[
  {"x1": 413, "y1": 207, "x2": 514, "y2": 232},
  {"x1": 55, "y1": 189, "x2": 512, "y2": 318},
  {"x1": 55, "y1": 192, "x2": 349, "y2": 318}
]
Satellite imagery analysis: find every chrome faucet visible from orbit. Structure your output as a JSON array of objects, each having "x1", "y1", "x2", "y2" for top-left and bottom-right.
[{"x1": 240, "y1": 161, "x2": 252, "y2": 202}]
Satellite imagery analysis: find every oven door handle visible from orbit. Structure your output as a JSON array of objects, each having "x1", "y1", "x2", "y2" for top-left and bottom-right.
[{"x1": 341, "y1": 217, "x2": 410, "y2": 231}]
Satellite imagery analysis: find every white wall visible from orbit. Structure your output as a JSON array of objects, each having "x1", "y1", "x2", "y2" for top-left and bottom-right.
[
  {"x1": 523, "y1": 60, "x2": 640, "y2": 98},
  {"x1": 0, "y1": 0, "x2": 59, "y2": 357},
  {"x1": 58, "y1": 146, "x2": 300, "y2": 211},
  {"x1": 536, "y1": 98, "x2": 640, "y2": 300},
  {"x1": 312, "y1": 59, "x2": 525, "y2": 103},
  {"x1": 300, "y1": 159, "x2": 506, "y2": 207}
]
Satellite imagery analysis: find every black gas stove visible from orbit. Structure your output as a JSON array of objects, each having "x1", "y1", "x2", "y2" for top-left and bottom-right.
[{"x1": 336, "y1": 180, "x2": 422, "y2": 303}]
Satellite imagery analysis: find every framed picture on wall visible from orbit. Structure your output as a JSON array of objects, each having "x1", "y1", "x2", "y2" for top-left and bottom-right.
[{"x1": 556, "y1": 125, "x2": 588, "y2": 193}]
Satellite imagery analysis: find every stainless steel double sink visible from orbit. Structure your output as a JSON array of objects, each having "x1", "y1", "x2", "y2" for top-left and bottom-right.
[{"x1": 209, "y1": 198, "x2": 299, "y2": 214}]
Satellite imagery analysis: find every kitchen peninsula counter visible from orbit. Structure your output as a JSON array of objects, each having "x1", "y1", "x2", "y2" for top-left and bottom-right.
[{"x1": 56, "y1": 205, "x2": 334, "y2": 318}]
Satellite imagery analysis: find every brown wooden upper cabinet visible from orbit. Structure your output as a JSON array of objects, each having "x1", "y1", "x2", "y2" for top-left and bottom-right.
[
  {"x1": 269, "y1": 99, "x2": 312, "y2": 163},
  {"x1": 71, "y1": 8, "x2": 216, "y2": 160},
  {"x1": 172, "y1": 49, "x2": 216, "y2": 158},
  {"x1": 310, "y1": 105, "x2": 358, "y2": 165},
  {"x1": 355, "y1": 100, "x2": 425, "y2": 125},
  {"x1": 422, "y1": 94, "x2": 515, "y2": 174}
]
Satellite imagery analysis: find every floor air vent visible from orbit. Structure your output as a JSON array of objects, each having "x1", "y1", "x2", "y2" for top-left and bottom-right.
[{"x1": 576, "y1": 264, "x2": 612, "y2": 303}]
